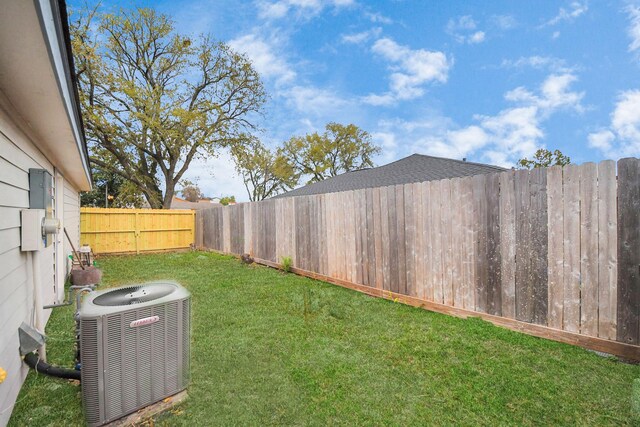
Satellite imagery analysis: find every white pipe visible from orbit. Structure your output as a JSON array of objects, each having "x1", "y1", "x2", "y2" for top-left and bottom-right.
[{"x1": 31, "y1": 250, "x2": 47, "y2": 361}]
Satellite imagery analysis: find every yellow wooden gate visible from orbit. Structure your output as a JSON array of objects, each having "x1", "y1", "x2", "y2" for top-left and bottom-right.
[{"x1": 80, "y1": 207, "x2": 195, "y2": 254}]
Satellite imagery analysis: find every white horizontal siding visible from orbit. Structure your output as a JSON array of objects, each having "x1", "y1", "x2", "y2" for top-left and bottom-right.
[
  {"x1": 0, "y1": 94, "x2": 83, "y2": 424},
  {"x1": 63, "y1": 178, "x2": 80, "y2": 272},
  {"x1": 0, "y1": 227, "x2": 20, "y2": 255},
  {"x1": 0, "y1": 155, "x2": 28, "y2": 190},
  {"x1": 0, "y1": 263, "x2": 28, "y2": 334},
  {"x1": 0, "y1": 332, "x2": 28, "y2": 423},
  {"x1": 0, "y1": 206, "x2": 21, "y2": 230},
  {"x1": 0, "y1": 182, "x2": 28, "y2": 208}
]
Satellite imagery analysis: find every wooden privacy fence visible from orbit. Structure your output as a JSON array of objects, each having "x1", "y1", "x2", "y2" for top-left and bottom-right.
[
  {"x1": 196, "y1": 158, "x2": 640, "y2": 359},
  {"x1": 81, "y1": 208, "x2": 195, "y2": 254}
]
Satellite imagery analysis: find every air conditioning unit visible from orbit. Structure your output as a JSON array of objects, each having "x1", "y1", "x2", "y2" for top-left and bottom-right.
[{"x1": 78, "y1": 281, "x2": 191, "y2": 426}]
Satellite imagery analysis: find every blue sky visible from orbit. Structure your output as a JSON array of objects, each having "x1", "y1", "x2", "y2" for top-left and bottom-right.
[{"x1": 74, "y1": 0, "x2": 640, "y2": 201}]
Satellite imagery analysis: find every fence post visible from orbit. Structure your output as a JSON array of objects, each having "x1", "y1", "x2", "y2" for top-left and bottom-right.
[{"x1": 134, "y1": 211, "x2": 140, "y2": 254}]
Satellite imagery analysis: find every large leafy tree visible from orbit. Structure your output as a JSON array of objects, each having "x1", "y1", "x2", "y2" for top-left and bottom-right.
[
  {"x1": 71, "y1": 7, "x2": 266, "y2": 208},
  {"x1": 280, "y1": 123, "x2": 380, "y2": 184},
  {"x1": 518, "y1": 148, "x2": 571, "y2": 169},
  {"x1": 230, "y1": 137, "x2": 298, "y2": 201}
]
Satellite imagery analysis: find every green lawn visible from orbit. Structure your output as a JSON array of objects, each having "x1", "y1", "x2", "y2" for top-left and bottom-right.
[{"x1": 9, "y1": 251, "x2": 640, "y2": 426}]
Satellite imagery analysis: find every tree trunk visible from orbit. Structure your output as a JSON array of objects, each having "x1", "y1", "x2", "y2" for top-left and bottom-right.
[
  {"x1": 143, "y1": 188, "x2": 164, "y2": 209},
  {"x1": 163, "y1": 184, "x2": 174, "y2": 209}
]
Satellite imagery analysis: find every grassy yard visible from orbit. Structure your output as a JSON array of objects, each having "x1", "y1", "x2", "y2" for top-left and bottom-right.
[{"x1": 9, "y1": 251, "x2": 640, "y2": 426}]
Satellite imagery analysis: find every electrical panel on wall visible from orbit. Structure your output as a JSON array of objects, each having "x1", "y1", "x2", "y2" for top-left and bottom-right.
[
  {"x1": 29, "y1": 169, "x2": 53, "y2": 210},
  {"x1": 25, "y1": 169, "x2": 57, "y2": 248}
]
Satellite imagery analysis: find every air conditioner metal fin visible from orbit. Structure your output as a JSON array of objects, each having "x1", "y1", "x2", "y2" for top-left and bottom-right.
[{"x1": 92, "y1": 284, "x2": 176, "y2": 306}]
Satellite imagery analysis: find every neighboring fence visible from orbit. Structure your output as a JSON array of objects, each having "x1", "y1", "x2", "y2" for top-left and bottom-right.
[
  {"x1": 196, "y1": 158, "x2": 640, "y2": 359},
  {"x1": 81, "y1": 208, "x2": 195, "y2": 254}
]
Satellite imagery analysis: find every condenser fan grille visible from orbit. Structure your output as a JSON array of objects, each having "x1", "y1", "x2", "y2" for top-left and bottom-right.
[{"x1": 93, "y1": 284, "x2": 176, "y2": 306}]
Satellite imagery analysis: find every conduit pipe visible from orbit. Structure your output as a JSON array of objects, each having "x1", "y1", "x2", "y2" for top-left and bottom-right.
[
  {"x1": 23, "y1": 353, "x2": 80, "y2": 381},
  {"x1": 28, "y1": 251, "x2": 47, "y2": 361}
]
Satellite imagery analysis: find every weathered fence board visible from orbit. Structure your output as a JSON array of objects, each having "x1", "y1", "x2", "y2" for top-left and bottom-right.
[
  {"x1": 474, "y1": 174, "x2": 488, "y2": 313},
  {"x1": 196, "y1": 160, "x2": 640, "y2": 357},
  {"x1": 430, "y1": 181, "x2": 443, "y2": 303},
  {"x1": 597, "y1": 160, "x2": 617, "y2": 340},
  {"x1": 486, "y1": 173, "x2": 502, "y2": 316},
  {"x1": 420, "y1": 182, "x2": 432, "y2": 301},
  {"x1": 451, "y1": 179, "x2": 464, "y2": 307},
  {"x1": 617, "y1": 158, "x2": 640, "y2": 345},
  {"x1": 580, "y1": 163, "x2": 598, "y2": 336},
  {"x1": 372, "y1": 187, "x2": 384, "y2": 290},
  {"x1": 404, "y1": 184, "x2": 416, "y2": 296},
  {"x1": 441, "y1": 180, "x2": 454, "y2": 306},
  {"x1": 547, "y1": 165, "x2": 564, "y2": 329},
  {"x1": 499, "y1": 171, "x2": 516, "y2": 318},
  {"x1": 461, "y1": 176, "x2": 476, "y2": 310},
  {"x1": 530, "y1": 167, "x2": 548, "y2": 325},
  {"x1": 563, "y1": 164, "x2": 581, "y2": 332},
  {"x1": 515, "y1": 169, "x2": 532, "y2": 322}
]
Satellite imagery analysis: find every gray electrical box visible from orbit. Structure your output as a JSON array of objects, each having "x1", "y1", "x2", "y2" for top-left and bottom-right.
[
  {"x1": 27, "y1": 169, "x2": 56, "y2": 248},
  {"x1": 29, "y1": 169, "x2": 53, "y2": 210}
]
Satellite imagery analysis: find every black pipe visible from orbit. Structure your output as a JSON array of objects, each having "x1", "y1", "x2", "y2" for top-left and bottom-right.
[{"x1": 24, "y1": 352, "x2": 81, "y2": 381}]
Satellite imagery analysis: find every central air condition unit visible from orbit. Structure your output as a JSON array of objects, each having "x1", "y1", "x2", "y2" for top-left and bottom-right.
[{"x1": 78, "y1": 281, "x2": 191, "y2": 426}]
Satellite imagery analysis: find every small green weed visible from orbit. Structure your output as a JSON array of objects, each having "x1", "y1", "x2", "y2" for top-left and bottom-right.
[{"x1": 281, "y1": 256, "x2": 293, "y2": 273}]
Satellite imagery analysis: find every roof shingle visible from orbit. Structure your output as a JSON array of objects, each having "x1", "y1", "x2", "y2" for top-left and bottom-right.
[{"x1": 273, "y1": 154, "x2": 506, "y2": 199}]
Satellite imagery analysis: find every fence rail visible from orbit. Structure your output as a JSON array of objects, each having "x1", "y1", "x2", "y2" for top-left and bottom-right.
[
  {"x1": 81, "y1": 207, "x2": 195, "y2": 254},
  {"x1": 196, "y1": 158, "x2": 640, "y2": 359}
]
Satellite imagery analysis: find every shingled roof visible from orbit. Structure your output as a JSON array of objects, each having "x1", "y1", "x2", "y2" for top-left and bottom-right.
[{"x1": 273, "y1": 154, "x2": 507, "y2": 199}]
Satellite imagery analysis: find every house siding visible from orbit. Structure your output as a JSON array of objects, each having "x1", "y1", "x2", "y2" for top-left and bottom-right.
[
  {"x1": 63, "y1": 178, "x2": 80, "y2": 272},
  {"x1": 0, "y1": 97, "x2": 82, "y2": 425}
]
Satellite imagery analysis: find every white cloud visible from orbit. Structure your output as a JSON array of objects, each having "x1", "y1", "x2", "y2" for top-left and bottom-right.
[
  {"x1": 447, "y1": 15, "x2": 477, "y2": 32},
  {"x1": 228, "y1": 33, "x2": 296, "y2": 85},
  {"x1": 588, "y1": 90, "x2": 640, "y2": 158},
  {"x1": 371, "y1": 131, "x2": 399, "y2": 164},
  {"x1": 540, "y1": 74, "x2": 585, "y2": 111},
  {"x1": 544, "y1": 1, "x2": 588, "y2": 26},
  {"x1": 500, "y1": 55, "x2": 573, "y2": 73},
  {"x1": 491, "y1": 14, "x2": 517, "y2": 30},
  {"x1": 229, "y1": 25, "x2": 361, "y2": 138},
  {"x1": 476, "y1": 73, "x2": 583, "y2": 165},
  {"x1": 504, "y1": 73, "x2": 584, "y2": 114},
  {"x1": 446, "y1": 15, "x2": 487, "y2": 44},
  {"x1": 341, "y1": 27, "x2": 382, "y2": 44},
  {"x1": 412, "y1": 125, "x2": 490, "y2": 160},
  {"x1": 364, "y1": 37, "x2": 451, "y2": 105},
  {"x1": 587, "y1": 130, "x2": 615, "y2": 152},
  {"x1": 256, "y1": 0, "x2": 355, "y2": 20},
  {"x1": 446, "y1": 126, "x2": 490, "y2": 154},
  {"x1": 469, "y1": 31, "x2": 485, "y2": 43},
  {"x1": 477, "y1": 106, "x2": 543, "y2": 166},
  {"x1": 612, "y1": 90, "x2": 640, "y2": 140},
  {"x1": 364, "y1": 11, "x2": 393, "y2": 25},
  {"x1": 626, "y1": 4, "x2": 640, "y2": 53},
  {"x1": 373, "y1": 73, "x2": 584, "y2": 167},
  {"x1": 284, "y1": 85, "x2": 351, "y2": 116},
  {"x1": 258, "y1": 1, "x2": 290, "y2": 19}
]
